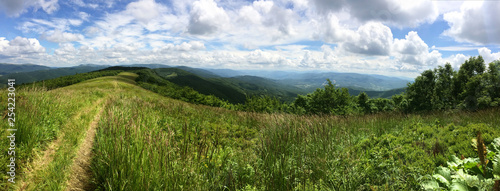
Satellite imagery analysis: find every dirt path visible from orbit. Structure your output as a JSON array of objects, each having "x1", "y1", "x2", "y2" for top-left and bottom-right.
[
  {"x1": 64, "y1": 100, "x2": 106, "y2": 191},
  {"x1": 16, "y1": 98, "x2": 105, "y2": 191}
]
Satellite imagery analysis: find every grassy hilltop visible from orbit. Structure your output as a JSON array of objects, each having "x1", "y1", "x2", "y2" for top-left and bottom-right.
[{"x1": 1, "y1": 71, "x2": 500, "y2": 190}]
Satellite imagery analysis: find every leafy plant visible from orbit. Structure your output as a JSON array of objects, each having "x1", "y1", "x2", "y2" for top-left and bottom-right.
[{"x1": 421, "y1": 137, "x2": 500, "y2": 190}]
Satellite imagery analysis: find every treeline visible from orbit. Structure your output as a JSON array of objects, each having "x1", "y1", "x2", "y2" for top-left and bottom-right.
[
  {"x1": 137, "y1": 56, "x2": 499, "y2": 116},
  {"x1": 19, "y1": 70, "x2": 122, "y2": 90},
  {"x1": 245, "y1": 56, "x2": 500, "y2": 115},
  {"x1": 406, "y1": 56, "x2": 500, "y2": 111}
]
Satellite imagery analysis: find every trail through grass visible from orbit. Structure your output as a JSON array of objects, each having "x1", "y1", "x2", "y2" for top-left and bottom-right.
[{"x1": 2, "y1": 71, "x2": 499, "y2": 190}]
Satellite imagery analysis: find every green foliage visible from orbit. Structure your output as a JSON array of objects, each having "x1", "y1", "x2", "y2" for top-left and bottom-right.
[
  {"x1": 357, "y1": 92, "x2": 371, "y2": 114},
  {"x1": 242, "y1": 95, "x2": 287, "y2": 113},
  {"x1": 3, "y1": 70, "x2": 500, "y2": 190},
  {"x1": 292, "y1": 79, "x2": 356, "y2": 115},
  {"x1": 421, "y1": 137, "x2": 500, "y2": 190},
  {"x1": 406, "y1": 57, "x2": 500, "y2": 112}
]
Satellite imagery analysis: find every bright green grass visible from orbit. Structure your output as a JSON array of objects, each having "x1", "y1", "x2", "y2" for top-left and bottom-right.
[
  {"x1": 2, "y1": 72, "x2": 499, "y2": 190},
  {"x1": 89, "y1": 74, "x2": 500, "y2": 190},
  {"x1": 0, "y1": 72, "x2": 136, "y2": 190}
]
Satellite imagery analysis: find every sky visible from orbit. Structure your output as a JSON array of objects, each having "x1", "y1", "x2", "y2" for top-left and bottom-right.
[{"x1": 0, "y1": 0, "x2": 499, "y2": 77}]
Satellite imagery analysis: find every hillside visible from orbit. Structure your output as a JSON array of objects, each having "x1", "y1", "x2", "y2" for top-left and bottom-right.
[
  {"x1": 0, "y1": 63, "x2": 50, "y2": 75},
  {"x1": 0, "y1": 71, "x2": 500, "y2": 190},
  {"x1": 0, "y1": 65, "x2": 108, "y2": 88},
  {"x1": 151, "y1": 68, "x2": 306, "y2": 103},
  {"x1": 153, "y1": 68, "x2": 247, "y2": 104},
  {"x1": 1, "y1": 71, "x2": 500, "y2": 190}
]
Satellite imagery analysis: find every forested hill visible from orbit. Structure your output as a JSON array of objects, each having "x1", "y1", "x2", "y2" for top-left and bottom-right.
[
  {"x1": 0, "y1": 65, "x2": 108, "y2": 88},
  {"x1": 0, "y1": 63, "x2": 50, "y2": 75}
]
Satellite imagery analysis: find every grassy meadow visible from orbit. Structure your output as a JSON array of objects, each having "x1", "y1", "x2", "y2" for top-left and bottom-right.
[{"x1": 1, "y1": 72, "x2": 500, "y2": 190}]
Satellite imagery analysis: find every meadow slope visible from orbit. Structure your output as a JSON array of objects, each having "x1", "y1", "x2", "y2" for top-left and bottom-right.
[{"x1": 1, "y1": 72, "x2": 500, "y2": 190}]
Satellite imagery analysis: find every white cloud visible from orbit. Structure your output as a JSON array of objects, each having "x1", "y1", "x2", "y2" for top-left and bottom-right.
[
  {"x1": 188, "y1": 0, "x2": 230, "y2": 35},
  {"x1": 54, "y1": 43, "x2": 77, "y2": 55},
  {"x1": 443, "y1": 1, "x2": 500, "y2": 44},
  {"x1": 43, "y1": 30, "x2": 83, "y2": 43},
  {"x1": 0, "y1": 0, "x2": 59, "y2": 17},
  {"x1": 0, "y1": 37, "x2": 46, "y2": 57},
  {"x1": 392, "y1": 31, "x2": 442, "y2": 68},
  {"x1": 125, "y1": 0, "x2": 168, "y2": 24},
  {"x1": 338, "y1": 22, "x2": 393, "y2": 55},
  {"x1": 78, "y1": 12, "x2": 90, "y2": 21},
  {"x1": 393, "y1": 31, "x2": 427, "y2": 55},
  {"x1": 18, "y1": 18, "x2": 84, "y2": 35},
  {"x1": 443, "y1": 53, "x2": 468, "y2": 69},
  {"x1": 310, "y1": 0, "x2": 439, "y2": 28},
  {"x1": 2, "y1": 0, "x2": 485, "y2": 78},
  {"x1": 478, "y1": 47, "x2": 500, "y2": 64}
]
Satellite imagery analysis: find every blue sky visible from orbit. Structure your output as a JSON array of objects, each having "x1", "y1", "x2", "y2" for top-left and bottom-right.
[{"x1": 0, "y1": 0, "x2": 499, "y2": 77}]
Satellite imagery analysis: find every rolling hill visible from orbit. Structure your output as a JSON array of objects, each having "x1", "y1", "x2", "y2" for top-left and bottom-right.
[
  {"x1": 0, "y1": 63, "x2": 51, "y2": 75},
  {"x1": 2, "y1": 70, "x2": 499, "y2": 190},
  {"x1": 0, "y1": 65, "x2": 108, "y2": 88},
  {"x1": 153, "y1": 68, "x2": 247, "y2": 104}
]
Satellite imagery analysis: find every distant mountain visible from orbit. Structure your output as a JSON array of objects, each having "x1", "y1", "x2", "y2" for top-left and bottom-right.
[
  {"x1": 153, "y1": 68, "x2": 247, "y2": 104},
  {"x1": 125, "y1": 64, "x2": 171, "y2": 69},
  {"x1": 0, "y1": 65, "x2": 108, "y2": 88},
  {"x1": 145, "y1": 66, "x2": 409, "y2": 102},
  {"x1": 202, "y1": 68, "x2": 409, "y2": 91},
  {"x1": 173, "y1": 66, "x2": 220, "y2": 78},
  {"x1": 348, "y1": 87, "x2": 406, "y2": 99},
  {"x1": 203, "y1": 68, "x2": 245, "y2": 77},
  {"x1": 224, "y1": 75, "x2": 307, "y2": 102},
  {"x1": 278, "y1": 72, "x2": 410, "y2": 91},
  {"x1": 152, "y1": 68, "x2": 308, "y2": 103},
  {"x1": 0, "y1": 63, "x2": 51, "y2": 75}
]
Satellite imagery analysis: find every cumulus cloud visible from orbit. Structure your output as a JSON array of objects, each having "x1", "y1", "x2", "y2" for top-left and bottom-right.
[
  {"x1": 443, "y1": 1, "x2": 500, "y2": 44},
  {"x1": 0, "y1": 37, "x2": 46, "y2": 58},
  {"x1": 188, "y1": 0, "x2": 229, "y2": 35},
  {"x1": 393, "y1": 31, "x2": 427, "y2": 55},
  {"x1": 339, "y1": 22, "x2": 393, "y2": 55},
  {"x1": 478, "y1": 47, "x2": 500, "y2": 64},
  {"x1": 392, "y1": 31, "x2": 442, "y2": 68},
  {"x1": 0, "y1": 0, "x2": 59, "y2": 17},
  {"x1": 443, "y1": 53, "x2": 468, "y2": 69},
  {"x1": 310, "y1": 0, "x2": 438, "y2": 27}
]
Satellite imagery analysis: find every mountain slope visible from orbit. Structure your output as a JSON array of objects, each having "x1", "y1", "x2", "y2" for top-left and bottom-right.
[
  {"x1": 3, "y1": 71, "x2": 499, "y2": 191},
  {"x1": 0, "y1": 63, "x2": 51, "y2": 75},
  {"x1": 153, "y1": 68, "x2": 247, "y2": 104},
  {"x1": 0, "y1": 65, "x2": 108, "y2": 88}
]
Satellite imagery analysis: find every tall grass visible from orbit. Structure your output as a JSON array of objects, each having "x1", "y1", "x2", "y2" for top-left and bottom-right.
[
  {"x1": 3, "y1": 71, "x2": 499, "y2": 190},
  {"x1": 90, "y1": 74, "x2": 500, "y2": 190}
]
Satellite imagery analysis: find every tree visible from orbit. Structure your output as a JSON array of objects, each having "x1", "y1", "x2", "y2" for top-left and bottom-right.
[
  {"x1": 486, "y1": 61, "x2": 500, "y2": 102},
  {"x1": 433, "y1": 63, "x2": 456, "y2": 109},
  {"x1": 407, "y1": 70, "x2": 435, "y2": 111},
  {"x1": 294, "y1": 79, "x2": 355, "y2": 115},
  {"x1": 453, "y1": 56, "x2": 486, "y2": 102},
  {"x1": 357, "y1": 92, "x2": 371, "y2": 114}
]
